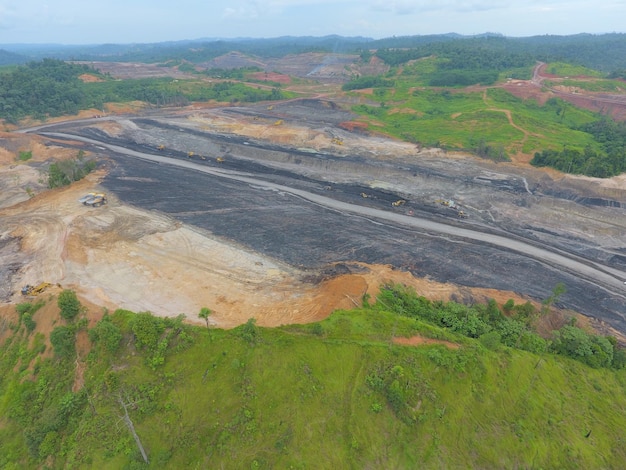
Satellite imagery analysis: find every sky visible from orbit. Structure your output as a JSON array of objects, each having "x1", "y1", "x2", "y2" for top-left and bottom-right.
[{"x1": 0, "y1": 0, "x2": 625, "y2": 45}]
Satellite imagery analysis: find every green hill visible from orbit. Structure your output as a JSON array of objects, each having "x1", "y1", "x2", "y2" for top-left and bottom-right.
[{"x1": 1, "y1": 286, "x2": 626, "y2": 469}]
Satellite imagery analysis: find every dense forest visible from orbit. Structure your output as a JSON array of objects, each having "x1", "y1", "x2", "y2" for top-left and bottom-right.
[
  {"x1": 531, "y1": 117, "x2": 626, "y2": 177},
  {"x1": 0, "y1": 59, "x2": 284, "y2": 123}
]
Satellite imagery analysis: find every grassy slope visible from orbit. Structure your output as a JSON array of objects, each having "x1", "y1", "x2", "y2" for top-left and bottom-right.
[{"x1": 1, "y1": 301, "x2": 626, "y2": 469}]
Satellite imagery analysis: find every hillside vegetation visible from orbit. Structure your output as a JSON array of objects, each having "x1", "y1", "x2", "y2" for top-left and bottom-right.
[{"x1": 1, "y1": 285, "x2": 626, "y2": 469}]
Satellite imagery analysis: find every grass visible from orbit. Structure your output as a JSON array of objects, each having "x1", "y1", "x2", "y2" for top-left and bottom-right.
[
  {"x1": 350, "y1": 81, "x2": 602, "y2": 157},
  {"x1": 545, "y1": 62, "x2": 606, "y2": 78},
  {"x1": 2, "y1": 300, "x2": 626, "y2": 469}
]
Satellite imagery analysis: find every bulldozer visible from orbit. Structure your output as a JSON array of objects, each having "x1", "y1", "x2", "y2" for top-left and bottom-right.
[{"x1": 21, "y1": 282, "x2": 51, "y2": 296}]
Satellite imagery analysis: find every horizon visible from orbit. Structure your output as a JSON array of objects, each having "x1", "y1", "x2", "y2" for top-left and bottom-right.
[
  {"x1": 0, "y1": 1, "x2": 624, "y2": 46},
  {"x1": 1, "y1": 31, "x2": 625, "y2": 49}
]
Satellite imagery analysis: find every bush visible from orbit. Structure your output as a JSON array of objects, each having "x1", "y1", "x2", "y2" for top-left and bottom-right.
[
  {"x1": 50, "y1": 326, "x2": 76, "y2": 359},
  {"x1": 89, "y1": 315, "x2": 123, "y2": 353},
  {"x1": 131, "y1": 312, "x2": 165, "y2": 350},
  {"x1": 479, "y1": 331, "x2": 501, "y2": 350},
  {"x1": 58, "y1": 289, "x2": 81, "y2": 321},
  {"x1": 551, "y1": 325, "x2": 613, "y2": 368}
]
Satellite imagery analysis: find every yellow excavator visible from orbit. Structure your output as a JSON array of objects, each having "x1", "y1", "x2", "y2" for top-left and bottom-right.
[
  {"x1": 21, "y1": 282, "x2": 52, "y2": 296},
  {"x1": 392, "y1": 200, "x2": 406, "y2": 207}
]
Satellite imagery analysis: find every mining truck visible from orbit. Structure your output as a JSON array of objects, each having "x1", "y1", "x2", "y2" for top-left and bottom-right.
[{"x1": 83, "y1": 193, "x2": 107, "y2": 207}]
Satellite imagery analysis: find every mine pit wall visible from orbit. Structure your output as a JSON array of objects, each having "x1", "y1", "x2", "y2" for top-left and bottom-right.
[{"x1": 31, "y1": 115, "x2": 626, "y2": 334}]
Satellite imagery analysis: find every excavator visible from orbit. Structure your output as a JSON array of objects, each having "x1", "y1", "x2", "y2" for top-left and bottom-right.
[
  {"x1": 21, "y1": 282, "x2": 52, "y2": 296},
  {"x1": 392, "y1": 200, "x2": 406, "y2": 207}
]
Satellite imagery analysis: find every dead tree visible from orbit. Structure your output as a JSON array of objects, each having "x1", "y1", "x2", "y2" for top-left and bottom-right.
[{"x1": 118, "y1": 392, "x2": 149, "y2": 464}]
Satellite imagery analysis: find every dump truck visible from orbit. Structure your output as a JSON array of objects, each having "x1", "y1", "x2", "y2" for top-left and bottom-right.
[
  {"x1": 21, "y1": 282, "x2": 52, "y2": 296},
  {"x1": 82, "y1": 193, "x2": 107, "y2": 207},
  {"x1": 78, "y1": 193, "x2": 97, "y2": 204}
]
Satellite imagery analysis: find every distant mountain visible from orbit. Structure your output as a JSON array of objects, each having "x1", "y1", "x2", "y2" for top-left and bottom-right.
[
  {"x1": 2, "y1": 33, "x2": 626, "y2": 72},
  {"x1": 0, "y1": 49, "x2": 28, "y2": 66}
]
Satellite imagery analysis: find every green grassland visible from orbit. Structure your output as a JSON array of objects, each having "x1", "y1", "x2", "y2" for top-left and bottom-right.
[
  {"x1": 346, "y1": 59, "x2": 626, "y2": 176},
  {"x1": 350, "y1": 82, "x2": 601, "y2": 158},
  {"x1": 2, "y1": 288, "x2": 626, "y2": 469},
  {"x1": 545, "y1": 62, "x2": 606, "y2": 79}
]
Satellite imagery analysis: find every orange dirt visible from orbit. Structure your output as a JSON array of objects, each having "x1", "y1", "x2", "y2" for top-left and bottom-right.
[
  {"x1": 248, "y1": 72, "x2": 292, "y2": 84},
  {"x1": 78, "y1": 74, "x2": 104, "y2": 83},
  {"x1": 393, "y1": 336, "x2": 460, "y2": 349}
]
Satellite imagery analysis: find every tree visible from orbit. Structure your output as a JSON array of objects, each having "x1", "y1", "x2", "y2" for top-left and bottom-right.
[
  {"x1": 198, "y1": 307, "x2": 212, "y2": 329},
  {"x1": 89, "y1": 315, "x2": 122, "y2": 353},
  {"x1": 541, "y1": 282, "x2": 567, "y2": 316},
  {"x1": 57, "y1": 289, "x2": 81, "y2": 321},
  {"x1": 50, "y1": 326, "x2": 76, "y2": 359}
]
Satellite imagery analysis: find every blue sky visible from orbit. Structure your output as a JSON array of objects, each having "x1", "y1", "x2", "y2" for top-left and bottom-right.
[{"x1": 0, "y1": 0, "x2": 624, "y2": 45}]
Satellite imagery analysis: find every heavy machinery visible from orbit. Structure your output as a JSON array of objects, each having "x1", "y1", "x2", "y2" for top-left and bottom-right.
[
  {"x1": 83, "y1": 193, "x2": 107, "y2": 207},
  {"x1": 216, "y1": 157, "x2": 225, "y2": 163},
  {"x1": 21, "y1": 282, "x2": 51, "y2": 296},
  {"x1": 392, "y1": 200, "x2": 406, "y2": 207},
  {"x1": 331, "y1": 137, "x2": 343, "y2": 145},
  {"x1": 78, "y1": 192, "x2": 97, "y2": 204},
  {"x1": 187, "y1": 151, "x2": 194, "y2": 158},
  {"x1": 157, "y1": 145, "x2": 165, "y2": 151}
]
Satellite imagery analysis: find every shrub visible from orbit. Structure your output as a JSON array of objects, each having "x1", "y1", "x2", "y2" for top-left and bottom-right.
[
  {"x1": 131, "y1": 312, "x2": 165, "y2": 350},
  {"x1": 58, "y1": 290, "x2": 81, "y2": 321},
  {"x1": 479, "y1": 331, "x2": 501, "y2": 350},
  {"x1": 50, "y1": 326, "x2": 76, "y2": 359},
  {"x1": 89, "y1": 315, "x2": 123, "y2": 353}
]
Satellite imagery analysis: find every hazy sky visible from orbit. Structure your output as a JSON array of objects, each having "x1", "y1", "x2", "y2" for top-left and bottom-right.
[{"x1": 0, "y1": 0, "x2": 624, "y2": 45}]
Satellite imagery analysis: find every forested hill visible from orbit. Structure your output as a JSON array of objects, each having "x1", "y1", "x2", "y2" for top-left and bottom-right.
[
  {"x1": 0, "y1": 49, "x2": 27, "y2": 66},
  {"x1": 3, "y1": 33, "x2": 626, "y2": 73}
]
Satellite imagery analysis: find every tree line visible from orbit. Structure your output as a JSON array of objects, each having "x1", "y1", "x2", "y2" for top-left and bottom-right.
[{"x1": 532, "y1": 116, "x2": 626, "y2": 177}]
